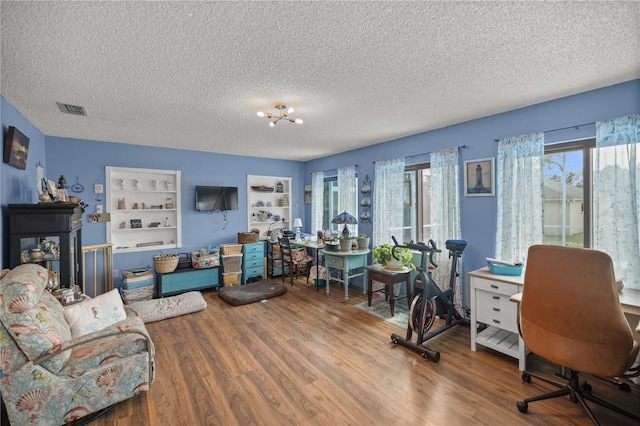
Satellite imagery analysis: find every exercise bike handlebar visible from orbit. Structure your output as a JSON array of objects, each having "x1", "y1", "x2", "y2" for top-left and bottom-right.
[{"x1": 391, "y1": 236, "x2": 440, "y2": 269}]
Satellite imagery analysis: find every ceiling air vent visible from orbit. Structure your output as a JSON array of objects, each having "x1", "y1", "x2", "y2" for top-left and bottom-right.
[{"x1": 56, "y1": 102, "x2": 87, "y2": 116}]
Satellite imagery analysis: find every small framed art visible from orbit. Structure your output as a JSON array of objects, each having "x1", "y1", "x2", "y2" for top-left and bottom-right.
[
  {"x1": 464, "y1": 158, "x2": 495, "y2": 196},
  {"x1": 3, "y1": 126, "x2": 29, "y2": 170},
  {"x1": 304, "y1": 185, "x2": 312, "y2": 203}
]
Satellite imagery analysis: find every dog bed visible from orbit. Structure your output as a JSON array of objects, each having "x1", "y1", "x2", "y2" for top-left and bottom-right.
[
  {"x1": 128, "y1": 291, "x2": 207, "y2": 323},
  {"x1": 218, "y1": 280, "x2": 287, "y2": 306}
]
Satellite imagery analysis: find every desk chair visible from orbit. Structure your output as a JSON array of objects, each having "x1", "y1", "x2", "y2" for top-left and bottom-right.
[
  {"x1": 515, "y1": 245, "x2": 640, "y2": 425},
  {"x1": 278, "y1": 237, "x2": 312, "y2": 286}
]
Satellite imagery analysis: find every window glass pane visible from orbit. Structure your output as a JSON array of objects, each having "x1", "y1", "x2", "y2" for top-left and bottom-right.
[
  {"x1": 421, "y1": 168, "x2": 431, "y2": 242},
  {"x1": 543, "y1": 149, "x2": 585, "y2": 247},
  {"x1": 402, "y1": 165, "x2": 431, "y2": 243},
  {"x1": 322, "y1": 178, "x2": 340, "y2": 233},
  {"x1": 402, "y1": 171, "x2": 415, "y2": 243}
]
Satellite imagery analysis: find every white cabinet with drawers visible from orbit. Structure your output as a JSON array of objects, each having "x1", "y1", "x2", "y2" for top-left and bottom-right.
[{"x1": 469, "y1": 267, "x2": 527, "y2": 370}]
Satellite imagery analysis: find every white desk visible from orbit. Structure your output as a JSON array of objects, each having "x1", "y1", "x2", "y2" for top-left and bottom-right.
[
  {"x1": 620, "y1": 288, "x2": 640, "y2": 316},
  {"x1": 324, "y1": 249, "x2": 370, "y2": 302},
  {"x1": 468, "y1": 268, "x2": 526, "y2": 370},
  {"x1": 468, "y1": 267, "x2": 640, "y2": 371}
]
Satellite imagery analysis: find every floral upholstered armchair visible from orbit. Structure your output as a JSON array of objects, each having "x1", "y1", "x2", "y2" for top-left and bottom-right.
[{"x1": 0, "y1": 264, "x2": 155, "y2": 425}]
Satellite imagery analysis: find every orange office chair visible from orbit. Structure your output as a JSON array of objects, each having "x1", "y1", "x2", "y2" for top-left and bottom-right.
[{"x1": 515, "y1": 245, "x2": 640, "y2": 424}]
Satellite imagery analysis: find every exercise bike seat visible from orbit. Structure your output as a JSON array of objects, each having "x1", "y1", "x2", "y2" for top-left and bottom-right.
[{"x1": 445, "y1": 239, "x2": 467, "y2": 254}]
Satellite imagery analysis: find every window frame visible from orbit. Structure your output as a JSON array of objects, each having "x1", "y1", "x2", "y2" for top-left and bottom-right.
[
  {"x1": 404, "y1": 162, "x2": 431, "y2": 243},
  {"x1": 543, "y1": 138, "x2": 595, "y2": 248}
]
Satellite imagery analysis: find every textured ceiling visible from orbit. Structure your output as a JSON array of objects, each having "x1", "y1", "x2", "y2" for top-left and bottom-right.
[{"x1": 1, "y1": 1, "x2": 639, "y2": 161}]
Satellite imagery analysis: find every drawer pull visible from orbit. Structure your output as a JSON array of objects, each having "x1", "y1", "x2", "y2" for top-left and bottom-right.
[
  {"x1": 492, "y1": 296, "x2": 500, "y2": 300},
  {"x1": 491, "y1": 284, "x2": 499, "y2": 289},
  {"x1": 492, "y1": 319, "x2": 501, "y2": 324},
  {"x1": 493, "y1": 307, "x2": 500, "y2": 312}
]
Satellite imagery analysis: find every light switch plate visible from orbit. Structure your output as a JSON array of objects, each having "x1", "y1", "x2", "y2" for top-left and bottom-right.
[{"x1": 94, "y1": 184, "x2": 103, "y2": 193}]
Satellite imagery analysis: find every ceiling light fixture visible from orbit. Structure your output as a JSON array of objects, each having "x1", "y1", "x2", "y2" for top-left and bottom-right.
[{"x1": 257, "y1": 102, "x2": 303, "y2": 127}]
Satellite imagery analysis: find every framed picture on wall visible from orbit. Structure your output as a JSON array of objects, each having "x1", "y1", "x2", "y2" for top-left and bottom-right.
[
  {"x1": 304, "y1": 185, "x2": 312, "y2": 203},
  {"x1": 3, "y1": 126, "x2": 29, "y2": 170},
  {"x1": 464, "y1": 158, "x2": 495, "y2": 196}
]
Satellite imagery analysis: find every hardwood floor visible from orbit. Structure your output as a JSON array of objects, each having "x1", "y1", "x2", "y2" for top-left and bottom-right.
[{"x1": 91, "y1": 278, "x2": 639, "y2": 425}]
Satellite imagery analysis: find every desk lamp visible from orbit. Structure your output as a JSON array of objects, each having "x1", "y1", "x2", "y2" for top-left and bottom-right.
[{"x1": 293, "y1": 218, "x2": 303, "y2": 241}]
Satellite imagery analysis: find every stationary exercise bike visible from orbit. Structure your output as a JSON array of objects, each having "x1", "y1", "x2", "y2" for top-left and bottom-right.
[{"x1": 390, "y1": 236, "x2": 467, "y2": 362}]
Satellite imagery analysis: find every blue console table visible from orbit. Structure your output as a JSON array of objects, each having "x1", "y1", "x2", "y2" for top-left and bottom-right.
[
  {"x1": 324, "y1": 249, "x2": 370, "y2": 302},
  {"x1": 156, "y1": 266, "x2": 220, "y2": 297}
]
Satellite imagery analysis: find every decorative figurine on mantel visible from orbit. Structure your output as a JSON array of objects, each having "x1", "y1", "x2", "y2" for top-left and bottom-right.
[{"x1": 56, "y1": 175, "x2": 69, "y2": 203}]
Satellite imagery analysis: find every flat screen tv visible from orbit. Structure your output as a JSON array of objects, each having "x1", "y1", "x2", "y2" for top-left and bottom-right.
[{"x1": 195, "y1": 186, "x2": 239, "y2": 211}]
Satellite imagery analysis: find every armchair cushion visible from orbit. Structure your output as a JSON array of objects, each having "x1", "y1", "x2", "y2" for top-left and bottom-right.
[
  {"x1": 63, "y1": 289, "x2": 127, "y2": 337},
  {"x1": 59, "y1": 306, "x2": 154, "y2": 376},
  {"x1": 0, "y1": 264, "x2": 72, "y2": 373},
  {"x1": 290, "y1": 248, "x2": 313, "y2": 263}
]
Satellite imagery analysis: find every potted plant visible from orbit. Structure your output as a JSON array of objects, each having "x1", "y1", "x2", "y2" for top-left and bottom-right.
[
  {"x1": 357, "y1": 233, "x2": 370, "y2": 250},
  {"x1": 338, "y1": 234, "x2": 357, "y2": 251},
  {"x1": 372, "y1": 244, "x2": 415, "y2": 270}
]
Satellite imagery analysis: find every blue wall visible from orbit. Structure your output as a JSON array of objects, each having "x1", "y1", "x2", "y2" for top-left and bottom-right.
[
  {"x1": 1, "y1": 97, "x2": 47, "y2": 267},
  {"x1": 41, "y1": 137, "x2": 305, "y2": 284},
  {"x1": 2, "y1": 79, "x2": 639, "y2": 296},
  {"x1": 305, "y1": 79, "x2": 640, "y2": 303}
]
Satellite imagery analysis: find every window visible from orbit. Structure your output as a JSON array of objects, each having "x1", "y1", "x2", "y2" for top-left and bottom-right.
[
  {"x1": 543, "y1": 139, "x2": 595, "y2": 248},
  {"x1": 402, "y1": 163, "x2": 431, "y2": 243},
  {"x1": 322, "y1": 177, "x2": 339, "y2": 232}
]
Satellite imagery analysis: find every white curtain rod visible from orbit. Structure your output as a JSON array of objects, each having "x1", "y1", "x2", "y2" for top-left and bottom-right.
[
  {"x1": 316, "y1": 164, "x2": 358, "y2": 175},
  {"x1": 493, "y1": 122, "x2": 595, "y2": 142},
  {"x1": 372, "y1": 144, "x2": 468, "y2": 163}
]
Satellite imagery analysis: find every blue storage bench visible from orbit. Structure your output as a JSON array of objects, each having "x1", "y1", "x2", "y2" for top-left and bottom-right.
[{"x1": 156, "y1": 266, "x2": 220, "y2": 297}]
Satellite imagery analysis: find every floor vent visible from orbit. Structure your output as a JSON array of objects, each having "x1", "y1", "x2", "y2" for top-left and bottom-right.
[{"x1": 57, "y1": 102, "x2": 87, "y2": 116}]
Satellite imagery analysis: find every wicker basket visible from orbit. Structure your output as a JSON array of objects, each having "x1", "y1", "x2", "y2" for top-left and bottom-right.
[
  {"x1": 238, "y1": 232, "x2": 259, "y2": 244},
  {"x1": 121, "y1": 284, "x2": 154, "y2": 303},
  {"x1": 223, "y1": 271, "x2": 242, "y2": 285},
  {"x1": 153, "y1": 253, "x2": 179, "y2": 273},
  {"x1": 220, "y1": 243, "x2": 243, "y2": 255}
]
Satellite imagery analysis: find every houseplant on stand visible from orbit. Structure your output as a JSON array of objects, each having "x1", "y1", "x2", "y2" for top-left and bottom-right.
[
  {"x1": 358, "y1": 233, "x2": 370, "y2": 250},
  {"x1": 372, "y1": 244, "x2": 415, "y2": 270},
  {"x1": 338, "y1": 234, "x2": 357, "y2": 251}
]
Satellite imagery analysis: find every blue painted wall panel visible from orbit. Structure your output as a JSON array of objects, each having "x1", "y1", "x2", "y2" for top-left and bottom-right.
[
  {"x1": 42, "y1": 137, "x2": 305, "y2": 284},
  {"x1": 1, "y1": 98, "x2": 47, "y2": 268}
]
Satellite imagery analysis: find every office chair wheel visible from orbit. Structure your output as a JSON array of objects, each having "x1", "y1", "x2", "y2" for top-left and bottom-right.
[
  {"x1": 616, "y1": 382, "x2": 631, "y2": 392},
  {"x1": 521, "y1": 372, "x2": 531, "y2": 383},
  {"x1": 517, "y1": 401, "x2": 528, "y2": 413}
]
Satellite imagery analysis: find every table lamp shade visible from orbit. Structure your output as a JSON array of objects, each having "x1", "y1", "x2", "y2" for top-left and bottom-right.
[
  {"x1": 293, "y1": 218, "x2": 303, "y2": 241},
  {"x1": 332, "y1": 212, "x2": 357, "y2": 237}
]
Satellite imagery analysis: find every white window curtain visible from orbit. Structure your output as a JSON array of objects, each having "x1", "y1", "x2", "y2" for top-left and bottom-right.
[
  {"x1": 373, "y1": 158, "x2": 405, "y2": 246},
  {"x1": 495, "y1": 133, "x2": 544, "y2": 263},
  {"x1": 594, "y1": 114, "x2": 640, "y2": 290},
  {"x1": 311, "y1": 171, "x2": 324, "y2": 237},
  {"x1": 337, "y1": 165, "x2": 358, "y2": 236},
  {"x1": 430, "y1": 147, "x2": 463, "y2": 306}
]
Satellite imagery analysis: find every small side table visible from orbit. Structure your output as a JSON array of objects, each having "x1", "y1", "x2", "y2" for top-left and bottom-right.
[{"x1": 365, "y1": 264, "x2": 411, "y2": 317}]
